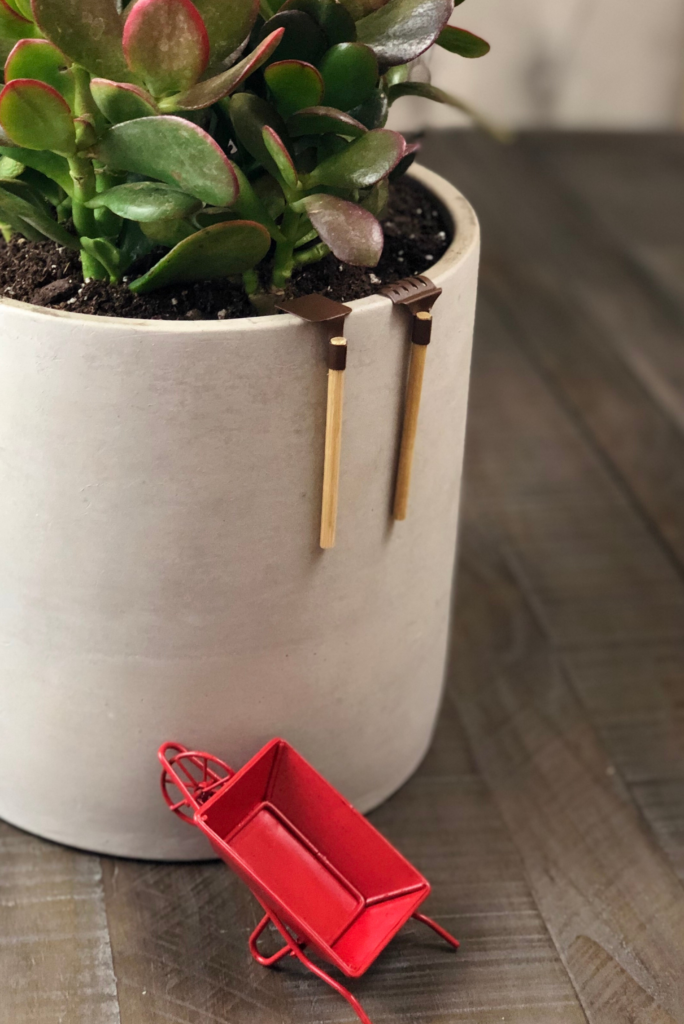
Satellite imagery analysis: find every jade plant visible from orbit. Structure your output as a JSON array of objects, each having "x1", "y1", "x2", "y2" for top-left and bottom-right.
[{"x1": 0, "y1": 0, "x2": 489, "y2": 304}]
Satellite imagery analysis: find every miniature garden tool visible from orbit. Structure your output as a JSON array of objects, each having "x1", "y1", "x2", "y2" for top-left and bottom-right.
[
  {"x1": 276, "y1": 295, "x2": 352, "y2": 549},
  {"x1": 381, "y1": 276, "x2": 443, "y2": 521},
  {"x1": 159, "y1": 738, "x2": 460, "y2": 1024}
]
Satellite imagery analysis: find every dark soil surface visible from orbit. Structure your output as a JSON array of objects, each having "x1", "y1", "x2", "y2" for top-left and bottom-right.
[{"x1": 0, "y1": 178, "x2": 451, "y2": 321}]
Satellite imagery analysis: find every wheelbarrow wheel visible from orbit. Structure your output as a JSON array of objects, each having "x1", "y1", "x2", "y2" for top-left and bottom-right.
[{"x1": 161, "y1": 748, "x2": 234, "y2": 822}]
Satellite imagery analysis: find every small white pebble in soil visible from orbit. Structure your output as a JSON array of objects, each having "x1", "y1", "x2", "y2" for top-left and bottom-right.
[
  {"x1": 171, "y1": 297, "x2": 178, "y2": 306},
  {"x1": 397, "y1": 257, "x2": 404, "y2": 262},
  {"x1": 217, "y1": 309, "x2": 228, "y2": 319},
  {"x1": 425, "y1": 254, "x2": 434, "y2": 261},
  {"x1": 369, "y1": 273, "x2": 381, "y2": 284},
  {"x1": 409, "y1": 233, "x2": 416, "y2": 239},
  {"x1": 122, "y1": 276, "x2": 130, "y2": 283},
  {"x1": 398, "y1": 250, "x2": 404, "y2": 256},
  {"x1": 17, "y1": 238, "x2": 26, "y2": 245},
  {"x1": 436, "y1": 231, "x2": 446, "y2": 241},
  {"x1": 415, "y1": 208, "x2": 422, "y2": 215},
  {"x1": 67, "y1": 297, "x2": 77, "y2": 303},
  {"x1": 338, "y1": 264, "x2": 344, "y2": 271}
]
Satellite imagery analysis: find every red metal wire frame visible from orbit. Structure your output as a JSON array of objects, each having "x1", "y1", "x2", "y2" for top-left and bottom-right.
[
  {"x1": 412, "y1": 912, "x2": 460, "y2": 949},
  {"x1": 159, "y1": 744, "x2": 234, "y2": 822},
  {"x1": 251, "y1": 911, "x2": 373, "y2": 1024}
]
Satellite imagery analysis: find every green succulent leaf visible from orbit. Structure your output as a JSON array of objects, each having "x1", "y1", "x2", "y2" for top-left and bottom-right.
[
  {"x1": 91, "y1": 78, "x2": 159, "y2": 123},
  {"x1": 229, "y1": 92, "x2": 289, "y2": 176},
  {"x1": 4, "y1": 40, "x2": 75, "y2": 106},
  {"x1": 297, "y1": 191, "x2": 381, "y2": 265},
  {"x1": 95, "y1": 115, "x2": 239, "y2": 206},
  {"x1": 192, "y1": 0, "x2": 259, "y2": 65},
  {"x1": 287, "y1": 104, "x2": 367, "y2": 138},
  {"x1": 348, "y1": 85, "x2": 387, "y2": 128},
  {"x1": 232, "y1": 165, "x2": 284, "y2": 240},
  {"x1": 130, "y1": 218, "x2": 271, "y2": 292},
  {"x1": 168, "y1": 26, "x2": 284, "y2": 111},
  {"x1": 87, "y1": 181, "x2": 201, "y2": 221},
  {"x1": 122, "y1": 0, "x2": 210, "y2": 98},
  {"x1": 32, "y1": 0, "x2": 132, "y2": 81},
  {"x1": 356, "y1": 0, "x2": 452, "y2": 67},
  {"x1": 0, "y1": 79, "x2": 76, "y2": 155},
  {"x1": 0, "y1": 144, "x2": 72, "y2": 192},
  {"x1": 265, "y1": 60, "x2": 323, "y2": 119},
  {"x1": 0, "y1": 0, "x2": 39, "y2": 51},
  {"x1": 141, "y1": 216, "x2": 194, "y2": 246},
  {"x1": 279, "y1": 0, "x2": 355, "y2": 45},
  {"x1": 0, "y1": 179, "x2": 79, "y2": 246},
  {"x1": 319, "y1": 42, "x2": 377, "y2": 111},
  {"x1": 3, "y1": 0, "x2": 32, "y2": 19},
  {"x1": 387, "y1": 80, "x2": 508, "y2": 139},
  {"x1": 437, "y1": 24, "x2": 490, "y2": 58},
  {"x1": 257, "y1": 10, "x2": 326, "y2": 66},
  {"x1": 80, "y1": 235, "x2": 130, "y2": 281},
  {"x1": 261, "y1": 124, "x2": 297, "y2": 186},
  {"x1": 0, "y1": 153, "x2": 23, "y2": 177},
  {"x1": 305, "y1": 126, "x2": 403, "y2": 187}
]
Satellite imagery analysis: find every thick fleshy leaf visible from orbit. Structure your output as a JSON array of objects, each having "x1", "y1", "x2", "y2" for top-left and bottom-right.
[
  {"x1": 0, "y1": 79, "x2": 75, "y2": 154},
  {"x1": 4, "y1": 40, "x2": 74, "y2": 105},
  {"x1": 262, "y1": 124, "x2": 296, "y2": 186},
  {"x1": 305, "y1": 127, "x2": 403, "y2": 187},
  {"x1": 356, "y1": 0, "x2": 452, "y2": 66},
  {"x1": 192, "y1": 0, "x2": 259, "y2": 65},
  {"x1": 91, "y1": 78, "x2": 158, "y2": 123},
  {"x1": 265, "y1": 60, "x2": 322, "y2": 119},
  {"x1": 287, "y1": 105, "x2": 366, "y2": 138},
  {"x1": 141, "y1": 217, "x2": 194, "y2": 247},
  {"x1": 0, "y1": 152, "x2": 23, "y2": 176},
  {"x1": 130, "y1": 219, "x2": 271, "y2": 292},
  {"x1": 229, "y1": 92, "x2": 289, "y2": 175},
  {"x1": 88, "y1": 181, "x2": 201, "y2": 221},
  {"x1": 319, "y1": 42, "x2": 377, "y2": 110},
  {"x1": 0, "y1": 143, "x2": 72, "y2": 192},
  {"x1": 0, "y1": 180, "x2": 79, "y2": 246},
  {"x1": 122, "y1": 0, "x2": 209, "y2": 97},
  {"x1": 232, "y1": 164, "x2": 283, "y2": 239},
  {"x1": 389, "y1": 137, "x2": 418, "y2": 179},
  {"x1": 349, "y1": 86, "x2": 387, "y2": 127},
  {"x1": 168, "y1": 27, "x2": 284, "y2": 111},
  {"x1": 280, "y1": 0, "x2": 355, "y2": 45},
  {"x1": 437, "y1": 24, "x2": 489, "y2": 57},
  {"x1": 257, "y1": 10, "x2": 326, "y2": 66},
  {"x1": 298, "y1": 192, "x2": 381, "y2": 265},
  {"x1": 95, "y1": 116, "x2": 239, "y2": 206},
  {"x1": 32, "y1": 0, "x2": 132, "y2": 81},
  {"x1": 0, "y1": 0, "x2": 38, "y2": 49},
  {"x1": 387, "y1": 80, "x2": 507, "y2": 139}
]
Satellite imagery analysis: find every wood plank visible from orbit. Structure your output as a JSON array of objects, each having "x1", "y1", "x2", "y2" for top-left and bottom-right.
[
  {"x1": 441, "y1": 277, "x2": 684, "y2": 1017},
  {"x1": 420, "y1": 131, "x2": 684, "y2": 435},
  {"x1": 0, "y1": 820, "x2": 120, "y2": 1024},
  {"x1": 101, "y1": 704, "x2": 586, "y2": 1024}
]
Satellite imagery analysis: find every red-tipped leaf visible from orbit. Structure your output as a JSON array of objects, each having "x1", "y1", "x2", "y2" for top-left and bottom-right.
[
  {"x1": 123, "y1": 0, "x2": 209, "y2": 97},
  {"x1": 32, "y1": 0, "x2": 133, "y2": 81},
  {"x1": 168, "y1": 26, "x2": 284, "y2": 111},
  {"x1": 299, "y1": 192, "x2": 382, "y2": 265},
  {"x1": 91, "y1": 78, "x2": 159, "y2": 123},
  {"x1": 0, "y1": 78, "x2": 75, "y2": 154}
]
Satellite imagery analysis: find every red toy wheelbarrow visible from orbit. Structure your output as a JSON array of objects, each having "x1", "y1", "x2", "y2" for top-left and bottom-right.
[{"x1": 159, "y1": 739, "x2": 459, "y2": 1024}]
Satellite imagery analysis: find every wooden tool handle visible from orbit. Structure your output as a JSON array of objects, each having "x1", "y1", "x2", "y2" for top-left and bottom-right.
[
  {"x1": 320, "y1": 337, "x2": 347, "y2": 549},
  {"x1": 393, "y1": 312, "x2": 431, "y2": 521}
]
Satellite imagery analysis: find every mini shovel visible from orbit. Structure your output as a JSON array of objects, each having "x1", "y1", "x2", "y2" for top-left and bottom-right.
[
  {"x1": 381, "y1": 275, "x2": 442, "y2": 521},
  {"x1": 276, "y1": 294, "x2": 352, "y2": 549}
]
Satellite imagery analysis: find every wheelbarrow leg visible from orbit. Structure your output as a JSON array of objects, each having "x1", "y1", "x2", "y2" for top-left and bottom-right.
[
  {"x1": 254, "y1": 910, "x2": 373, "y2": 1024},
  {"x1": 412, "y1": 912, "x2": 460, "y2": 949}
]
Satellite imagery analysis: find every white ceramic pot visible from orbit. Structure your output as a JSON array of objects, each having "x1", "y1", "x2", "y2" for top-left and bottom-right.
[{"x1": 0, "y1": 166, "x2": 479, "y2": 859}]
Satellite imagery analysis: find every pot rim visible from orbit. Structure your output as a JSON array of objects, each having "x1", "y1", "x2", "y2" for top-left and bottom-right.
[{"x1": 0, "y1": 164, "x2": 479, "y2": 333}]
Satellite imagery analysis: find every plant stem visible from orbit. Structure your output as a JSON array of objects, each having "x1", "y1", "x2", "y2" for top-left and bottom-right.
[
  {"x1": 293, "y1": 242, "x2": 330, "y2": 267},
  {"x1": 68, "y1": 155, "x2": 106, "y2": 280},
  {"x1": 271, "y1": 207, "x2": 301, "y2": 291}
]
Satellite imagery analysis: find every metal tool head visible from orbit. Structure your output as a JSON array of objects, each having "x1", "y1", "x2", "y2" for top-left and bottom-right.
[
  {"x1": 276, "y1": 294, "x2": 352, "y2": 334},
  {"x1": 380, "y1": 275, "x2": 442, "y2": 315}
]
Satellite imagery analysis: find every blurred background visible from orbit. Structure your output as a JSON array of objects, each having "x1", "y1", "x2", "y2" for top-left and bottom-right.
[{"x1": 389, "y1": 0, "x2": 684, "y2": 131}]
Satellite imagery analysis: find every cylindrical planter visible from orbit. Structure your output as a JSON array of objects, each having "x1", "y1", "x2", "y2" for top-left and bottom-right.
[{"x1": 0, "y1": 166, "x2": 479, "y2": 859}]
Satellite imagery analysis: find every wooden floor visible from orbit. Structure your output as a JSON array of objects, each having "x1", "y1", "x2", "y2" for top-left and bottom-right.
[{"x1": 3, "y1": 131, "x2": 684, "y2": 1023}]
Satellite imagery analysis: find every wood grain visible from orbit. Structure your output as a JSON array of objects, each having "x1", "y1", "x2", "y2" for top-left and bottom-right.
[
  {"x1": 320, "y1": 338, "x2": 346, "y2": 549},
  {"x1": 394, "y1": 328, "x2": 429, "y2": 521},
  {"x1": 0, "y1": 821, "x2": 120, "y2": 1024}
]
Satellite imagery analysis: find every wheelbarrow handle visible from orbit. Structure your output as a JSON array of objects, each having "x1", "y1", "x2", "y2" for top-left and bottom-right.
[{"x1": 158, "y1": 741, "x2": 235, "y2": 823}]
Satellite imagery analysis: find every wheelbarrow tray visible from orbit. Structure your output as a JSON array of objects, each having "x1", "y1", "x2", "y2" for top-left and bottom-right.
[{"x1": 194, "y1": 738, "x2": 430, "y2": 977}]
